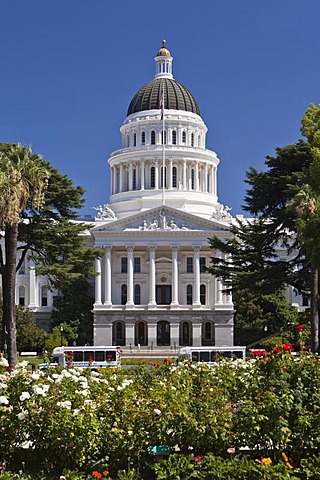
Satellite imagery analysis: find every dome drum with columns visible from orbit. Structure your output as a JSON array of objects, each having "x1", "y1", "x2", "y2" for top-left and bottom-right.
[
  {"x1": 108, "y1": 40, "x2": 220, "y2": 219},
  {"x1": 91, "y1": 41, "x2": 235, "y2": 350}
]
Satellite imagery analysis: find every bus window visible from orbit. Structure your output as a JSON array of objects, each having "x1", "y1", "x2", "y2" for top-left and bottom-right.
[
  {"x1": 94, "y1": 351, "x2": 105, "y2": 362},
  {"x1": 106, "y1": 350, "x2": 116, "y2": 361},
  {"x1": 191, "y1": 351, "x2": 199, "y2": 362},
  {"x1": 84, "y1": 351, "x2": 94, "y2": 362},
  {"x1": 73, "y1": 351, "x2": 84, "y2": 362},
  {"x1": 199, "y1": 351, "x2": 210, "y2": 362}
]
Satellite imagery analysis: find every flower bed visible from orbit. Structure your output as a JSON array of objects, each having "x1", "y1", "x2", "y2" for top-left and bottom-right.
[{"x1": 0, "y1": 350, "x2": 320, "y2": 479}]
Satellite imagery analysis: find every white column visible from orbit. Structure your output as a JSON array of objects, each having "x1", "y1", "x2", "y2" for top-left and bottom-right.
[
  {"x1": 193, "y1": 246, "x2": 201, "y2": 307},
  {"x1": 155, "y1": 160, "x2": 159, "y2": 189},
  {"x1": 213, "y1": 167, "x2": 217, "y2": 196},
  {"x1": 94, "y1": 257, "x2": 102, "y2": 305},
  {"x1": 110, "y1": 167, "x2": 113, "y2": 195},
  {"x1": 204, "y1": 163, "x2": 208, "y2": 192},
  {"x1": 141, "y1": 160, "x2": 145, "y2": 190},
  {"x1": 169, "y1": 159, "x2": 173, "y2": 189},
  {"x1": 178, "y1": 162, "x2": 183, "y2": 190},
  {"x1": 29, "y1": 262, "x2": 37, "y2": 307},
  {"x1": 119, "y1": 164, "x2": 123, "y2": 193},
  {"x1": 171, "y1": 246, "x2": 179, "y2": 307},
  {"x1": 183, "y1": 160, "x2": 187, "y2": 190},
  {"x1": 148, "y1": 246, "x2": 157, "y2": 306},
  {"x1": 128, "y1": 163, "x2": 133, "y2": 191},
  {"x1": 195, "y1": 162, "x2": 199, "y2": 191},
  {"x1": 215, "y1": 250, "x2": 223, "y2": 304},
  {"x1": 112, "y1": 167, "x2": 116, "y2": 194},
  {"x1": 126, "y1": 246, "x2": 134, "y2": 306},
  {"x1": 104, "y1": 247, "x2": 112, "y2": 306}
]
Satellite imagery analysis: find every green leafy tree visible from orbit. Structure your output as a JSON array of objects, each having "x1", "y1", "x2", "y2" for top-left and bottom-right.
[
  {"x1": 286, "y1": 103, "x2": 320, "y2": 351},
  {"x1": 208, "y1": 139, "x2": 313, "y2": 347},
  {"x1": 51, "y1": 278, "x2": 94, "y2": 345},
  {"x1": 0, "y1": 143, "x2": 100, "y2": 367},
  {"x1": 234, "y1": 289, "x2": 298, "y2": 346}
]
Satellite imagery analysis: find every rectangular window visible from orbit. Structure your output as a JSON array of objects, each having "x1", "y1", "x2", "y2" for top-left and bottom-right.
[
  {"x1": 200, "y1": 257, "x2": 206, "y2": 273},
  {"x1": 134, "y1": 257, "x2": 141, "y2": 273},
  {"x1": 302, "y1": 296, "x2": 309, "y2": 307},
  {"x1": 187, "y1": 257, "x2": 193, "y2": 273},
  {"x1": 121, "y1": 257, "x2": 128, "y2": 273},
  {"x1": 94, "y1": 351, "x2": 105, "y2": 362}
]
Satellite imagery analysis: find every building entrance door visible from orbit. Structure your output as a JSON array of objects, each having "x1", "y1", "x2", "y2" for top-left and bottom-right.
[
  {"x1": 156, "y1": 285, "x2": 171, "y2": 305},
  {"x1": 136, "y1": 321, "x2": 148, "y2": 346},
  {"x1": 157, "y1": 320, "x2": 170, "y2": 346},
  {"x1": 181, "y1": 321, "x2": 192, "y2": 345}
]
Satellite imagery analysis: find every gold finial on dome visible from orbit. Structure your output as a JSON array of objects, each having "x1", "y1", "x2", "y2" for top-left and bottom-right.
[{"x1": 157, "y1": 39, "x2": 170, "y2": 57}]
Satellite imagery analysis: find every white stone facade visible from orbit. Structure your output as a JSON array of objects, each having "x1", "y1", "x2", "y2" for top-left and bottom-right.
[{"x1": 91, "y1": 42, "x2": 235, "y2": 348}]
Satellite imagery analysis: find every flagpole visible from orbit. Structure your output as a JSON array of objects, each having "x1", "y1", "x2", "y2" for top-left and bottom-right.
[{"x1": 161, "y1": 81, "x2": 165, "y2": 206}]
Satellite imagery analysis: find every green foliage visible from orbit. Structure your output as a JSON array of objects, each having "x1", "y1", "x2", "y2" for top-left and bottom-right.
[
  {"x1": 153, "y1": 453, "x2": 299, "y2": 479},
  {"x1": 51, "y1": 279, "x2": 94, "y2": 344},
  {"x1": 0, "y1": 356, "x2": 320, "y2": 478},
  {"x1": 44, "y1": 326, "x2": 66, "y2": 354},
  {"x1": 0, "y1": 299, "x2": 45, "y2": 353},
  {"x1": 234, "y1": 289, "x2": 298, "y2": 345}
]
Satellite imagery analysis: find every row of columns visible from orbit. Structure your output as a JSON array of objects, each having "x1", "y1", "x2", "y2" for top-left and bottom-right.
[
  {"x1": 110, "y1": 160, "x2": 217, "y2": 196},
  {"x1": 94, "y1": 246, "x2": 231, "y2": 307},
  {"x1": 17, "y1": 263, "x2": 53, "y2": 308}
]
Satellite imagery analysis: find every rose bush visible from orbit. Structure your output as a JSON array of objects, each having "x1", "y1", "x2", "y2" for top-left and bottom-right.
[{"x1": 0, "y1": 351, "x2": 320, "y2": 478}]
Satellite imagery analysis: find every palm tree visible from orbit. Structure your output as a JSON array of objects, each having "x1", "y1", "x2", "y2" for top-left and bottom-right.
[{"x1": 0, "y1": 144, "x2": 49, "y2": 367}]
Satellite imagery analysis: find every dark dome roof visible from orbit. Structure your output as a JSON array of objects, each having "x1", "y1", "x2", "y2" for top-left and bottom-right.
[{"x1": 127, "y1": 78, "x2": 200, "y2": 117}]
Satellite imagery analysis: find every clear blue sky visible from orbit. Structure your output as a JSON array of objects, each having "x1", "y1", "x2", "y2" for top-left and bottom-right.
[{"x1": 2, "y1": 0, "x2": 320, "y2": 217}]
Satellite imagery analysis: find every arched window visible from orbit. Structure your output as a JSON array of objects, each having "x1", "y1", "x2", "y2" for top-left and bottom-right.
[
  {"x1": 161, "y1": 130, "x2": 167, "y2": 145},
  {"x1": 198, "y1": 134, "x2": 201, "y2": 147},
  {"x1": 191, "y1": 132, "x2": 194, "y2": 147},
  {"x1": 160, "y1": 166, "x2": 167, "y2": 188},
  {"x1": 182, "y1": 131, "x2": 186, "y2": 143},
  {"x1": 172, "y1": 166, "x2": 177, "y2": 188},
  {"x1": 200, "y1": 284, "x2": 206, "y2": 305},
  {"x1": 172, "y1": 130, "x2": 177, "y2": 145},
  {"x1": 187, "y1": 284, "x2": 193, "y2": 305},
  {"x1": 133, "y1": 133, "x2": 137, "y2": 146},
  {"x1": 19, "y1": 286, "x2": 25, "y2": 306},
  {"x1": 113, "y1": 321, "x2": 125, "y2": 346},
  {"x1": 121, "y1": 284, "x2": 127, "y2": 305},
  {"x1": 134, "y1": 284, "x2": 141, "y2": 305},
  {"x1": 141, "y1": 131, "x2": 146, "y2": 145},
  {"x1": 150, "y1": 166, "x2": 155, "y2": 188},
  {"x1": 204, "y1": 321, "x2": 212, "y2": 340},
  {"x1": 191, "y1": 169, "x2": 195, "y2": 190},
  {"x1": 133, "y1": 168, "x2": 137, "y2": 190},
  {"x1": 151, "y1": 130, "x2": 156, "y2": 145}
]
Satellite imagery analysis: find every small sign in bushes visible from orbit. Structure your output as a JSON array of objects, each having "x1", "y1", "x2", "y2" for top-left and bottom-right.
[{"x1": 148, "y1": 445, "x2": 170, "y2": 456}]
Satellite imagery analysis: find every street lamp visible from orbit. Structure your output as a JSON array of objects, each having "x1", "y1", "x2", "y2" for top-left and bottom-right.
[{"x1": 60, "y1": 326, "x2": 64, "y2": 346}]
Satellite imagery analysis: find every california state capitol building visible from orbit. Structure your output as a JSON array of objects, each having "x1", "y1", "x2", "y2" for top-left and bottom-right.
[{"x1": 14, "y1": 41, "x2": 306, "y2": 349}]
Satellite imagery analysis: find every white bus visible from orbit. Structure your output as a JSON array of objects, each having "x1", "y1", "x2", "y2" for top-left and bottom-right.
[
  {"x1": 40, "y1": 346, "x2": 121, "y2": 370},
  {"x1": 178, "y1": 346, "x2": 247, "y2": 364}
]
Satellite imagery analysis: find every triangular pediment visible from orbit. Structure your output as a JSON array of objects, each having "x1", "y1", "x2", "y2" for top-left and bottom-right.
[{"x1": 91, "y1": 205, "x2": 230, "y2": 234}]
